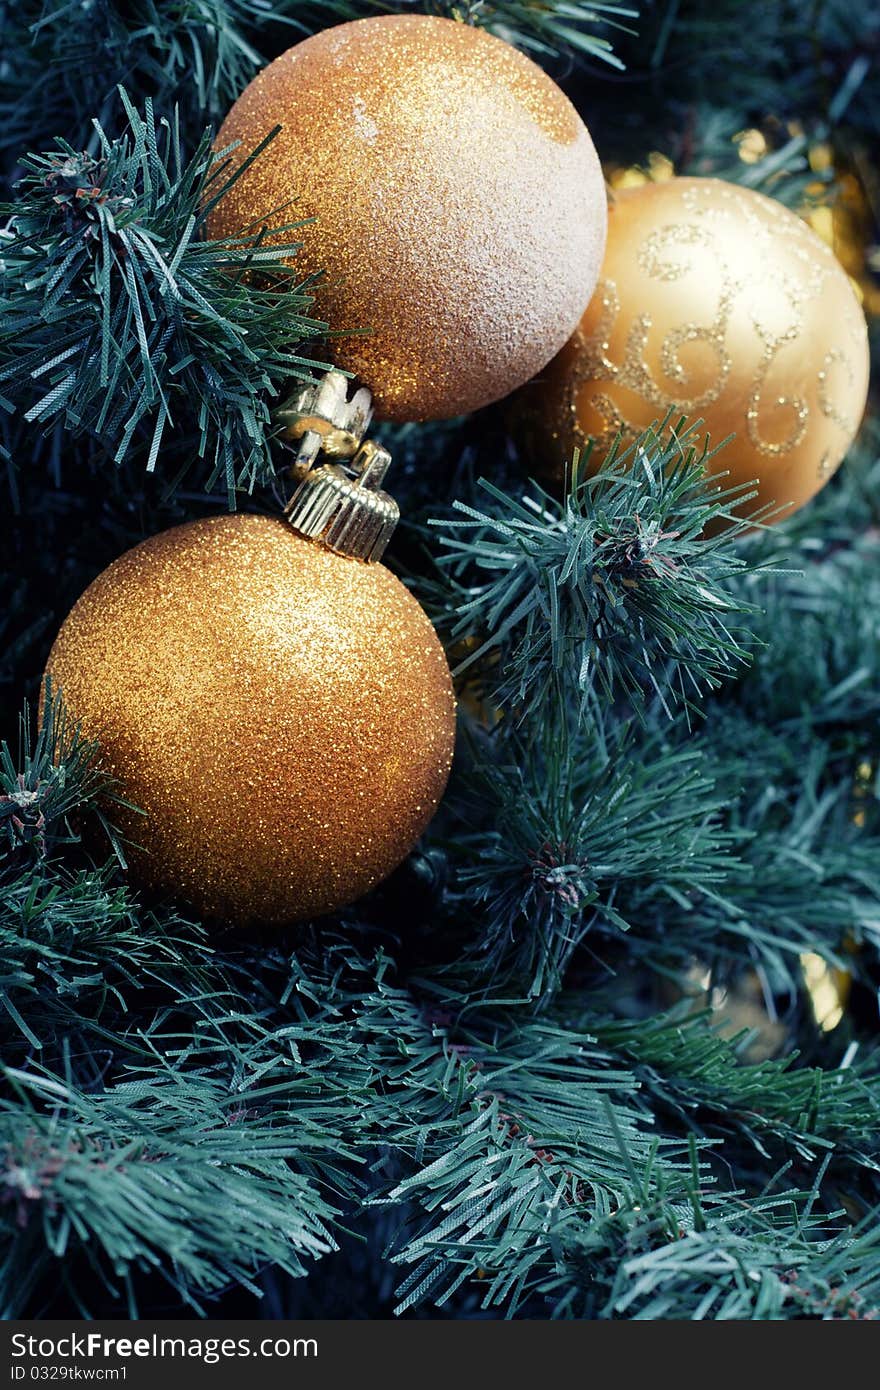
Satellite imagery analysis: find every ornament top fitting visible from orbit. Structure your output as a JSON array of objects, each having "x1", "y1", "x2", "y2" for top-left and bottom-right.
[
  {"x1": 277, "y1": 369, "x2": 374, "y2": 477},
  {"x1": 279, "y1": 370, "x2": 399, "y2": 564}
]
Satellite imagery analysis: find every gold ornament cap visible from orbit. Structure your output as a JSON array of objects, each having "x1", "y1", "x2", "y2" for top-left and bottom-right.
[
  {"x1": 277, "y1": 368, "x2": 374, "y2": 476},
  {"x1": 284, "y1": 439, "x2": 399, "y2": 563}
]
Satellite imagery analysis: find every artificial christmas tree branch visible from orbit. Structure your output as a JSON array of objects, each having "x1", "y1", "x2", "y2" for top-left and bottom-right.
[
  {"x1": 429, "y1": 419, "x2": 773, "y2": 719},
  {"x1": 443, "y1": 704, "x2": 737, "y2": 1001},
  {"x1": 2, "y1": 0, "x2": 880, "y2": 1328},
  {"x1": 0, "y1": 95, "x2": 324, "y2": 503},
  {"x1": 0, "y1": 1067, "x2": 345, "y2": 1318}
]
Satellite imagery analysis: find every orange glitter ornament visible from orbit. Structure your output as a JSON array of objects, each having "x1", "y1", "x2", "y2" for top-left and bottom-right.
[
  {"x1": 208, "y1": 15, "x2": 607, "y2": 422},
  {"x1": 44, "y1": 513, "x2": 455, "y2": 924}
]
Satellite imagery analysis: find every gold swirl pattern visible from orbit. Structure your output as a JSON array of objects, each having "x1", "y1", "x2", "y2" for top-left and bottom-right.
[{"x1": 528, "y1": 177, "x2": 869, "y2": 522}]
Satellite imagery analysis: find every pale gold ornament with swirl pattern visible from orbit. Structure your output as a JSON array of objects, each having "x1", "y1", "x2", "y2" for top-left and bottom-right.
[{"x1": 524, "y1": 177, "x2": 869, "y2": 522}]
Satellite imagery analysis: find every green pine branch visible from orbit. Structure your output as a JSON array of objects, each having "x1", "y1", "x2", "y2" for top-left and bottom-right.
[
  {"x1": 590, "y1": 1192, "x2": 880, "y2": 1320},
  {"x1": 0, "y1": 1066, "x2": 343, "y2": 1318},
  {"x1": 384, "y1": 999, "x2": 880, "y2": 1318},
  {"x1": 591, "y1": 1009, "x2": 880, "y2": 1163},
  {"x1": 1, "y1": 689, "x2": 112, "y2": 863},
  {"x1": 442, "y1": 704, "x2": 737, "y2": 1001},
  {"x1": 0, "y1": 93, "x2": 324, "y2": 503},
  {"x1": 0, "y1": 2, "x2": 272, "y2": 162},
  {"x1": 429, "y1": 418, "x2": 771, "y2": 720}
]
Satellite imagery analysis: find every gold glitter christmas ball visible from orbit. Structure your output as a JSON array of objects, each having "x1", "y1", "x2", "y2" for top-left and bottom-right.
[
  {"x1": 524, "y1": 176, "x2": 870, "y2": 521},
  {"x1": 44, "y1": 515, "x2": 456, "y2": 924},
  {"x1": 208, "y1": 14, "x2": 607, "y2": 422}
]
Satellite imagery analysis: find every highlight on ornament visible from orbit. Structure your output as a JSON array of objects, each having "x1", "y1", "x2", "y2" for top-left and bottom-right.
[
  {"x1": 520, "y1": 175, "x2": 870, "y2": 522},
  {"x1": 208, "y1": 13, "x2": 608, "y2": 423},
  {"x1": 43, "y1": 376, "x2": 456, "y2": 925}
]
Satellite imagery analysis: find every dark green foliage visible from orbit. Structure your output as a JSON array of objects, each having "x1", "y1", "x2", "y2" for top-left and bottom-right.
[
  {"x1": 445, "y1": 707, "x2": 736, "y2": 999},
  {"x1": 0, "y1": 95, "x2": 323, "y2": 502},
  {"x1": 2, "y1": 0, "x2": 880, "y2": 1326},
  {"x1": 593, "y1": 1008, "x2": 880, "y2": 1159},
  {"x1": 1, "y1": 691, "x2": 111, "y2": 861},
  {"x1": 431, "y1": 419, "x2": 767, "y2": 717},
  {"x1": 0, "y1": 1068, "x2": 343, "y2": 1317},
  {"x1": 0, "y1": 693, "x2": 207, "y2": 1055},
  {"x1": 0, "y1": 2, "x2": 270, "y2": 165},
  {"x1": 0, "y1": 864, "x2": 210, "y2": 1052}
]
